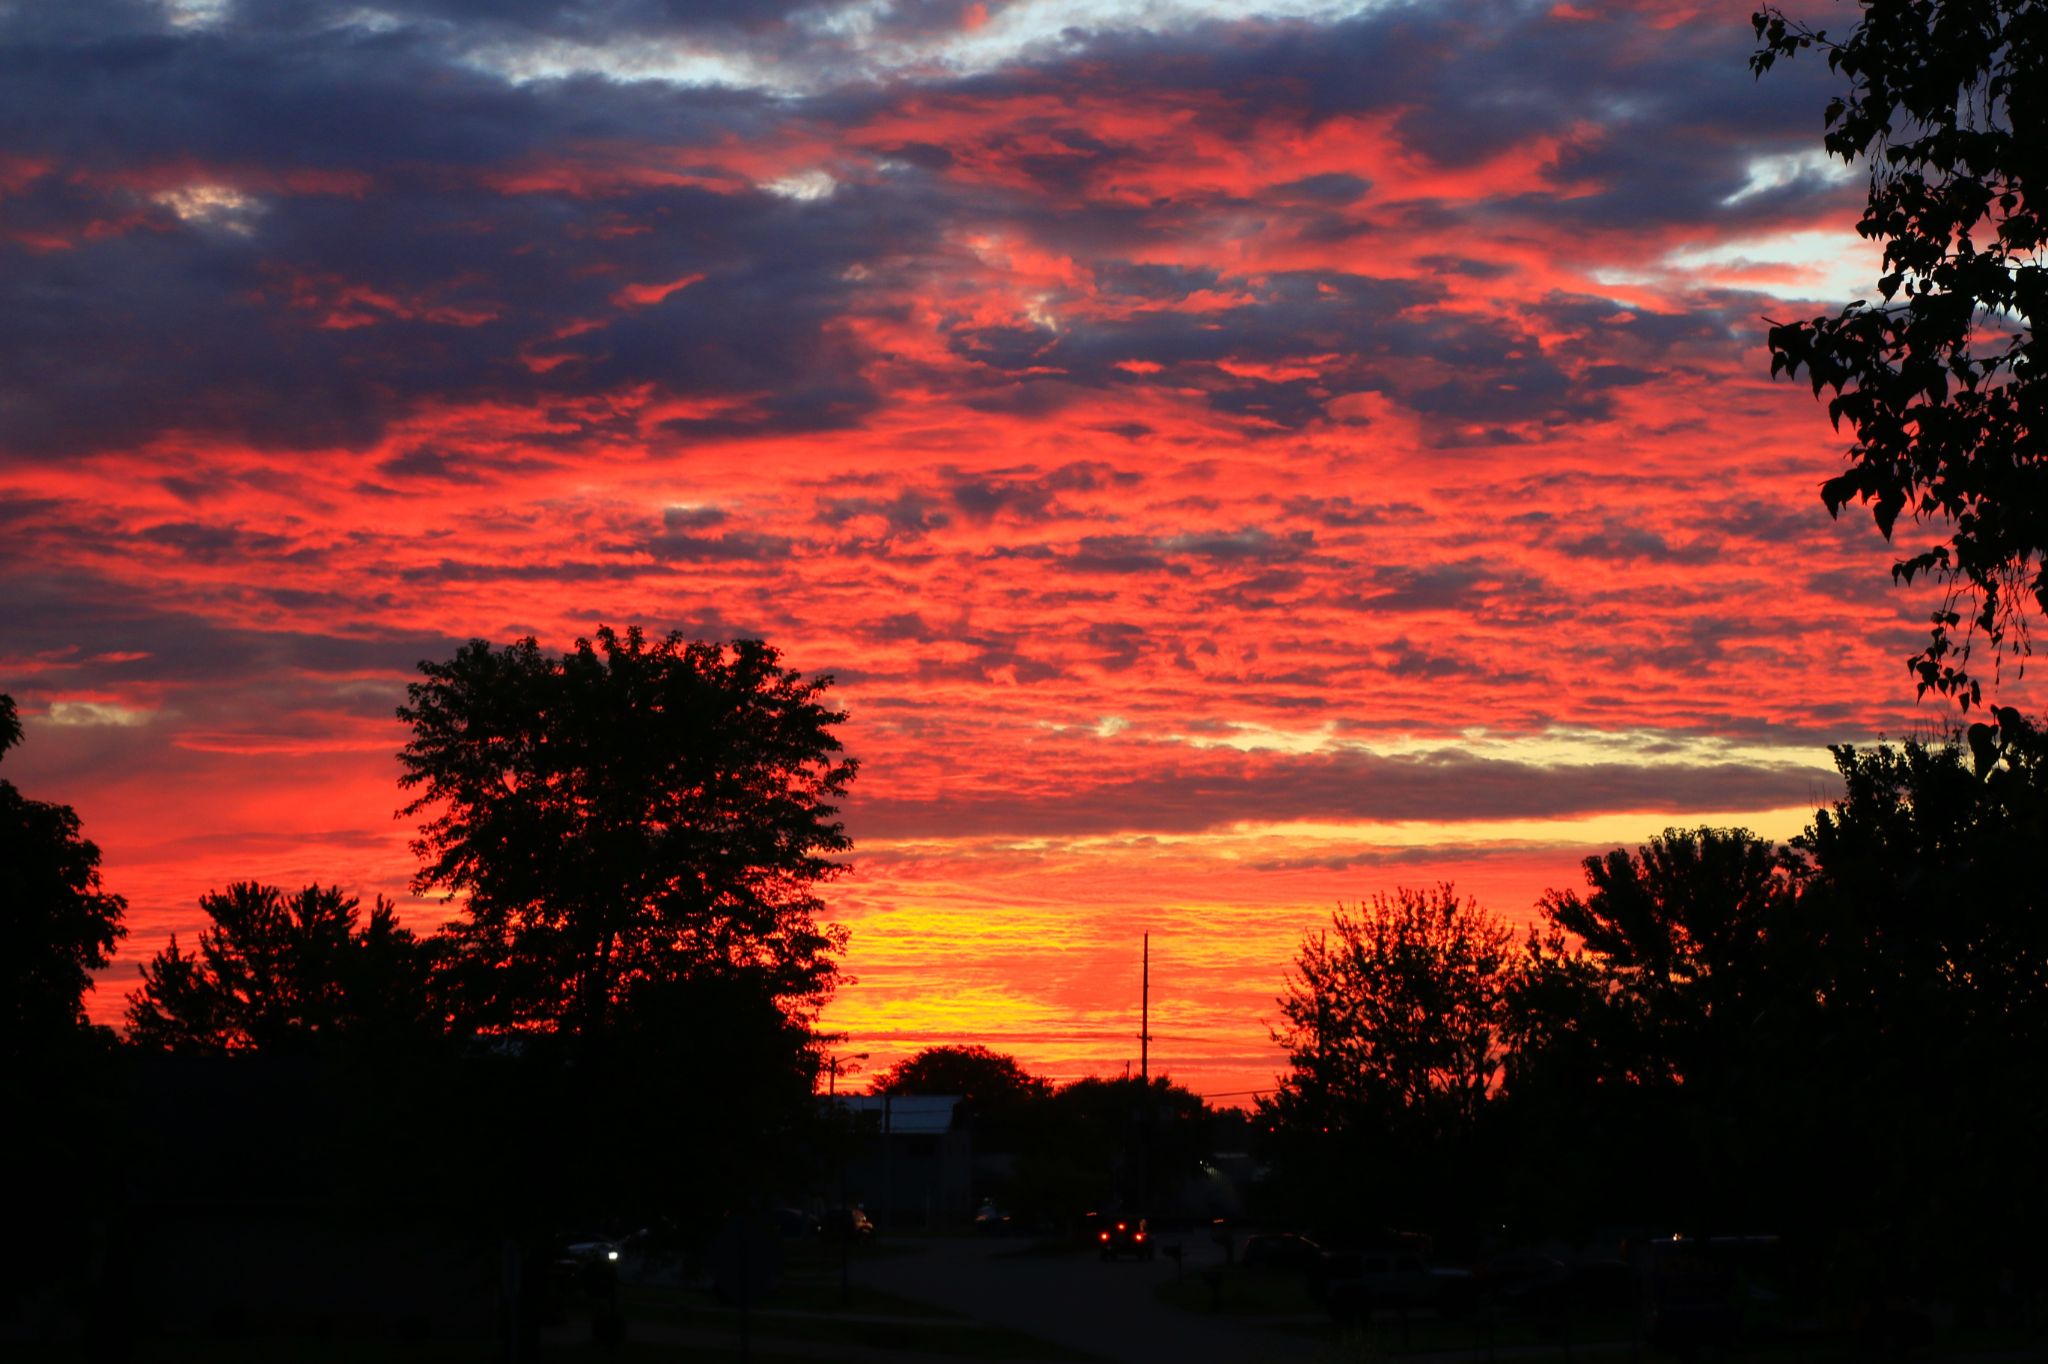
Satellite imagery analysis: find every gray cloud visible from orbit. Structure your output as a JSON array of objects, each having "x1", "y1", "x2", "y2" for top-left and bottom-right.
[{"x1": 847, "y1": 743, "x2": 1830, "y2": 840}]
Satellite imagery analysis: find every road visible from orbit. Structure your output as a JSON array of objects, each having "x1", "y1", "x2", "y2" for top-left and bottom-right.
[{"x1": 850, "y1": 1232, "x2": 1331, "y2": 1364}]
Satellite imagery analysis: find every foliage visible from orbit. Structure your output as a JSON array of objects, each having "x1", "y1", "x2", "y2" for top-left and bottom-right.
[
  {"x1": 125, "y1": 881, "x2": 436, "y2": 1052},
  {"x1": 1775, "y1": 729, "x2": 2048, "y2": 1282},
  {"x1": 1006, "y1": 1074, "x2": 1211, "y2": 1226},
  {"x1": 0, "y1": 692, "x2": 127, "y2": 1052},
  {"x1": 1523, "y1": 826, "x2": 1793, "y2": 1091},
  {"x1": 1753, "y1": 3, "x2": 2047, "y2": 705},
  {"x1": 503, "y1": 971, "x2": 830, "y2": 1236},
  {"x1": 1491, "y1": 774, "x2": 2048, "y2": 1272},
  {"x1": 1267, "y1": 885, "x2": 1514, "y2": 1135},
  {"x1": 1792, "y1": 726, "x2": 2047, "y2": 1048},
  {"x1": 873, "y1": 1044, "x2": 1052, "y2": 1106},
  {"x1": 396, "y1": 626, "x2": 857, "y2": 1035},
  {"x1": 1257, "y1": 886, "x2": 1513, "y2": 1241},
  {"x1": 1498, "y1": 828, "x2": 1798, "y2": 1235},
  {"x1": 0, "y1": 693, "x2": 128, "y2": 1321}
]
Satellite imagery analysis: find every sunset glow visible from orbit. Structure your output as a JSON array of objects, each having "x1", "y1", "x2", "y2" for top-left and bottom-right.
[{"x1": 5, "y1": 0, "x2": 2023, "y2": 1098}]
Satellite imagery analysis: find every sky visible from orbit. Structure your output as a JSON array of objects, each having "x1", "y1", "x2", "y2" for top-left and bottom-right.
[{"x1": 3, "y1": 0, "x2": 2023, "y2": 1099}]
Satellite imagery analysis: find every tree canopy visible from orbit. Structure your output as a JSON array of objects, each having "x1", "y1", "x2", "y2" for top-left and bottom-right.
[
  {"x1": 1778, "y1": 731, "x2": 2048, "y2": 1270},
  {"x1": 1258, "y1": 885, "x2": 1513, "y2": 1239},
  {"x1": 1753, "y1": 2, "x2": 2046, "y2": 705},
  {"x1": 874, "y1": 1044, "x2": 1052, "y2": 1107},
  {"x1": 125, "y1": 882, "x2": 436, "y2": 1052},
  {"x1": 1, "y1": 693, "x2": 127, "y2": 1052},
  {"x1": 1524, "y1": 825, "x2": 1792, "y2": 1091},
  {"x1": 1791, "y1": 730, "x2": 2048, "y2": 1054},
  {"x1": 1005, "y1": 1074, "x2": 1212, "y2": 1224},
  {"x1": 396, "y1": 626, "x2": 857, "y2": 1034},
  {"x1": 1268, "y1": 885, "x2": 1514, "y2": 1135}
]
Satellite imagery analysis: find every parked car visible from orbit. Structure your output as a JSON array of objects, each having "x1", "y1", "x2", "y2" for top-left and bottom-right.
[
  {"x1": 1474, "y1": 1248, "x2": 1565, "y2": 1300},
  {"x1": 1321, "y1": 1247, "x2": 1474, "y2": 1322},
  {"x1": 1099, "y1": 1216, "x2": 1154, "y2": 1261},
  {"x1": 1243, "y1": 1232, "x2": 1326, "y2": 1273},
  {"x1": 1642, "y1": 1234, "x2": 1789, "y2": 1348},
  {"x1": 820, "y1": 1207, "x2": 876, "y2": 1245},
  {"x1": 775, "y1": 1207, "x2": 820, "y2": 1238},
  {"x1": 561, "y1": 1235, "x2": 623, "y2": 1266},
  {"x1": 1475, "y1": 1251, "x2": 1636, "y2": 1322}
]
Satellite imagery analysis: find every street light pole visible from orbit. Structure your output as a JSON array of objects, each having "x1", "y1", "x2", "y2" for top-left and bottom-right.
[
  {"x1": 824, "y1": 1050, "x2": 867, "y2": 1098},
  {"x1": 822, "y1": 1050, "x2": 866, "y2": 1303}
]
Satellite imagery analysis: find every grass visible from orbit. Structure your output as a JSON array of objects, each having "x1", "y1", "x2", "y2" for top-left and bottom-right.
[
  {"x1": 629, "y1": 1275, "x2": 949, "y2": 1318},
  {"x1": 25, "y1": 1270, "x2": 1083, "y2": 1364},
  {"x1": 1309, "y1": 1309, "x2": 1644, "y2": 1356},
  {"x1": 642, "y1": 1310, "x2": 1097, "y2": 1360},
  {"x1": 1153, "y1": 1265, "x2": 1323, "y2": 1316},
  {"x1": 617, "y1": 1275, "x2": 1095, "y2": 1360},
  {"x1": 1153, "y1": 1270, "x2": 1654, "y2": 1359},
  {"x1": 548, "y1": 1336, "x2": 869, "y2": 1364},
  {"x1": 11, "y1": 1342, "x2": 478, "y2": 1364}
]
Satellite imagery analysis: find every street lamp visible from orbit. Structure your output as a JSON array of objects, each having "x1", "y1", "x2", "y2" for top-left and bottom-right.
[
  {"x1": 821, "y1": 1051, "x2": 869, "y2": 1303},
  {"x1": 823, "y1": 1050, "x2": 868, "y2": 1098}
]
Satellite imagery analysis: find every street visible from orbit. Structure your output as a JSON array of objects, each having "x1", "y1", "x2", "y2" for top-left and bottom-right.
[{"x1": 850, "y1": 1232, "x2": 1330, "y2": 1364}]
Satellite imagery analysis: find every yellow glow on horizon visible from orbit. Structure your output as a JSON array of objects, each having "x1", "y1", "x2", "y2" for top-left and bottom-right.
[{"x1": 863, "y1": 803, "x2": 1830, "y2": 861}]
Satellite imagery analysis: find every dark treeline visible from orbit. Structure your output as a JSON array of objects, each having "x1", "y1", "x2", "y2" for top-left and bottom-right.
[
  {"x1": 1255, "y1": 714, "x2": 2048, "y2": 1319},
  {"x1": 871, "y1": 1044, "x2": 1215, "y2": 1231},
  {"x1": 8, "y1": 668, "x2": 2048, "y2": 1345},
  {"x1": 1, "y1": 629, "x2": 858, "y2": 1352}
]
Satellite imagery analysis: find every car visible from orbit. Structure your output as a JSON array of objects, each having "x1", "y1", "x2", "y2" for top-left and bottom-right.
[
  {"x1": 974, "y1": 1200, "x2": 1014, "y2": 1234},
  {"x1": 775, "y1": 1207, "x2": 821, "y2": 1238},
  {"x1": 820, "y1": 1206, "x2": 876, "y2": 1245},
  {"x1": 1098, "y1": 1216, "x2": 1154, "y2": 1261},
  {"x1": 560, "y1": 1225, "x2": 675, "y2": 1275},
  {"x1": 1320, "y1": 1248, "x2": 1474, "y2": 1322},
  {"x1": 1475, "y1": 1248, "x2": 1565, "y2": 1299},
  {"x1": 1242, "y1": 1232, "x2": 1326, "y2": 1273},
  {"x1": 1642, "y1": 1235, "x2": 1789, "y2": 1347},
  {"x1": 559, "y1": 1232, "x2": 626, "y2": 1267},
  {"x1": 551, "y1": 1231, "x2": 630, "y2": 1313}
]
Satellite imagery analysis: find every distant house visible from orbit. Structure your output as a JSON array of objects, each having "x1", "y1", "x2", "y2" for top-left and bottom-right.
[{"x1": 828, "y1": 1094, "x2": 973, "y2": 1227}]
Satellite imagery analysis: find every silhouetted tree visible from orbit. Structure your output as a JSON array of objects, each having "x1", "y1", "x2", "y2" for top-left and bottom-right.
[
  {"x1": 1796, "y1": 724, "x2": 2048, "y2": 1029},
  {"x1": 1780, "y1": 728, "x2": 2048, "y2": 1288},
  {"x1": 875, "y1": 1043, "x2": 1054, "y2": 1160},
  {"x1": 1522, "y1": 826, "x2": 1792, "y2": 1093},
  {"x1": 1008, "y1": 1075, "x2": 1210, "y2": 1227},
  {"x1": 0, "y1": 692, "x2": 127, "y2": 1054},
  {"x1": 125, "y1": 881, "x2": 436, "y2": 1051},
  {"x1": 1269, "y1": 886, "x2": 1513, "y2": 1135},
  {"x1": 396, "y1": 627, "x2": 857, "y2": 1035},
  {"x1": 489, "y1": 971, "x2": 827, "y2": 1246},
  {"x1": 1501, "y1": 827, "x2": 1798, "y2": 1234},
  {"x1": 0, "y1": 694, "x2": 126, "y2": 1333},
  {"x1": 1259, "y1": 885, "x2": 1513, "y2": 1239},
  {"x1": 875, "y1": 1044, "x2": 1051, "y2": 1106},
  {"x1": 1753, "y1": 4, "x2": 2046, "y2": 704}
]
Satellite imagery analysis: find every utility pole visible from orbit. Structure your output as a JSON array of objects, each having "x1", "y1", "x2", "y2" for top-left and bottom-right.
[
  {"x1": 1141, "y1": 932, "x2": 1150, "y2": 1084},
  {"x1": 1138, "y1": 933, "x2": 1152, "y2": 1213}
]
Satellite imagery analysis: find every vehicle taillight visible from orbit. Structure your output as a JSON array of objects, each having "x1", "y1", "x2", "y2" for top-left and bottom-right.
[
  {"x1": 1135, "y1": 1232, "x2": 1146, "y2": 1242},
  {"x1": 1099, "y1": 1231, "x2": 1110, "y2": 1241}
]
